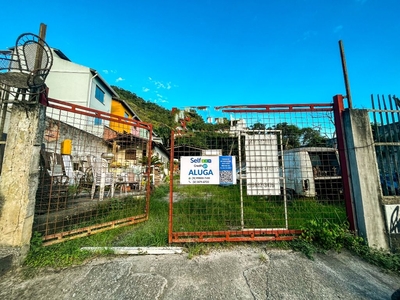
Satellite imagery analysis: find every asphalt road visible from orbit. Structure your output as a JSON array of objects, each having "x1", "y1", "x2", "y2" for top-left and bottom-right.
[{"x1": 0, "y1": 247, "x2": 399, "y2": 300}]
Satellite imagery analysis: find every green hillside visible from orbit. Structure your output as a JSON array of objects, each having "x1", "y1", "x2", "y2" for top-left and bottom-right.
[
  {"x1": 112, "y1": 86, "x2": 209, "y2": 146},
  {"x1": 112, "y1": 86, "x2": 174, "y2": 129}
]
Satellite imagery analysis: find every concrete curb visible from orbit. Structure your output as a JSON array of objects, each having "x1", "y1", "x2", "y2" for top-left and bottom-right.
[{"x1": 80, "y1": 246, "x2": 184, "y2": 255}]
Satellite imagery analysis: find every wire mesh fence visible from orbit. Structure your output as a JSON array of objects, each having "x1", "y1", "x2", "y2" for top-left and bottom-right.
[
  {"x1": 169, "y1": 103, "x2": 347, "y2": 243},
  {"x1": 370, "y1": 94, "x2": 400, "y2": 197},
  {"x1": 33, "y1": 98, "x2": 153, "y2": 245}
]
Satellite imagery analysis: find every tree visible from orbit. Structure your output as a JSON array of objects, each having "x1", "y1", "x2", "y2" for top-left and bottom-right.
[
  {"x1": 268, "y1": 122, "x2": 302, "y2": 149},
  {"x1": 155, "y1": 126, "x2": 172, "y2": 148},
  {"x1": 139, "y1": 155, "x2": 163, "y2": 166},
  {"x1": 301, "y1": 127, "x2": 328, "y2": 147},
  {"x1": 250, "y1": 122, "x2": 266, "y2": 130}
]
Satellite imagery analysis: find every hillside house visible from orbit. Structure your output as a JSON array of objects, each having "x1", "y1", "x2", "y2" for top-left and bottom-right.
[{"x1": 45, "y1": 49, "x2": 119, "y2": 137}]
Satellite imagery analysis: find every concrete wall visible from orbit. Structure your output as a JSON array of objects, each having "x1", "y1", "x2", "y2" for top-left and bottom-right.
[
  {"x1": 343, "y1": 109, "x2": 389, "y2": 249},
  {"x1": 43, "y1": 118, "x2": 109, "y2": 162},
  {"x1": 0, "y1": 104, "x2": 44, "y2": 262}
]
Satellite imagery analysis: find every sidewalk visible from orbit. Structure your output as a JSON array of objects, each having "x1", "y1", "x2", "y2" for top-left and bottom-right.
[{"x1": 0, "y1": 247, "x2": 399, "y2": 300}]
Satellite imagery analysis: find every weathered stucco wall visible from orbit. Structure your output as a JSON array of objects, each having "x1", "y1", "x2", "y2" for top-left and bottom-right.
[
  {"x1": 43, "y1": 118, "x2": 108, "y2": 160},
  {"x1": 0, "y1": 104, "x2": 44, "y2": 260},
  {"x1": 343, "y1": 109, "x2": 389, "y2": 249}
]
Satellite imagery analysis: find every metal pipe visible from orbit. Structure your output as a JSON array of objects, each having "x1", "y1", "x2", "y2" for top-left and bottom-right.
[{"x1": 339, "y1": 40, "x2": 353, "y2": 108}]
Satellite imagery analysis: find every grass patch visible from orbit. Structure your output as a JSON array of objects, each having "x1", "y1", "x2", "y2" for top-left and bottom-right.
[
  {"x1": 24, "y1": 186, "x2": 170, "y2": 272},
  {"x1": 290, "y1": 219, "x2": 400, "y2": 275},
  {"x1": 172, "y1": 184, "x2": 346, "y2": 231}
]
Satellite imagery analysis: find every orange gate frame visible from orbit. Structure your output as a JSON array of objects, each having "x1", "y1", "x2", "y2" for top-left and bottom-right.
[
  {"x1": 37, "y1": 97, "x2": 153, "y2": 245},
  {"x1": 168, "y1": 96, "x2": 355, "y2": 243}
]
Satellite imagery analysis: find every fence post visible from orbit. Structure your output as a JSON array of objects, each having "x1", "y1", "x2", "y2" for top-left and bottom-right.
[
  {"x1": 0, "y1": 103, "x2": 45, "y2": 263},
  {"x1": 333, "y1": 95, "x2": 356, "y2": 231},
  {"x1": 342, "y1": 108, "x2": 389, "y2": 249}
]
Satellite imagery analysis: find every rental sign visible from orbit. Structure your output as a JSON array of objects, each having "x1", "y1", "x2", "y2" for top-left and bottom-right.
[{"x1": 180, "y1": 156, "x2": 236, "y2": 185}]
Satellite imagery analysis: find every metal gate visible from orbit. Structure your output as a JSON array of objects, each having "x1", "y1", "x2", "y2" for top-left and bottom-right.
[
  {"x1": 168, "y1": 98, "x2": 351, "y2": 243},
  {"x1": 33, "y1": 98, "x2": 153, "y2": 245},
  {"x1": 370, "y1": 94, "x2": 400, "y2": 198}
]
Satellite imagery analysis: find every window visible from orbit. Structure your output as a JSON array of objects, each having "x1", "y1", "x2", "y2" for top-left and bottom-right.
[
  {"x1": 124, "y1": 112, "x2": 129, "y2": 118},
  {"x1": 94, "y1": 118, "x2": 102, "y2": 125},
  {"x1": 125, "y1": 149, "x2": 136, "y2": 160},
  {"x1": 95, "y1": 85, "x2": 105, "y2": 104}
]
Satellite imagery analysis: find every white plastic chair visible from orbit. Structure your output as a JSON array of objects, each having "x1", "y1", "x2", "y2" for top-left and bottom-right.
[
  {"x1": 62, "y1": 155, "x2": 84, "y2": 185},
  {"x1": 90, "y1": 157, "x2": 115, "y2": 201}
]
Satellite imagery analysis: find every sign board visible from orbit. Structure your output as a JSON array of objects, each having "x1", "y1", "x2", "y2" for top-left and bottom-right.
[
  {"x1": 180, "y1": 156, "x2": 236, "y2": 185},
  {"x1": 245, "y1": 134, "x2": 280, "y2": 195}
]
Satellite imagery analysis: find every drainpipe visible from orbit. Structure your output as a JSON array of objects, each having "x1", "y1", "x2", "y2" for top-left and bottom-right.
[{"x1": 87, "y1": 72, "x2": 98, "y2": 107}]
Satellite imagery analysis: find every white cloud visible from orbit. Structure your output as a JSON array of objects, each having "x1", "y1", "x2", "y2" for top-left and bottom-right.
[
  {"x1": 148, "y1": 77, "x2": 174, "y2": 90},
  {"x1": 103, "y1": 70, "x2": 117, "y2": 74},
  {"x1": 155, "y1": 81, "x2": 165, "y2": 89},
  {"x1": 154, "y1": 93, "x2": 169, "y2": 104},
  {"x1": 116, "y1": 77, "x2": 125, "y2": 82},
  {"x1": 154, "y1": 80, "x2": 173, "y2": 90},
  {"x1": 302, "y1": 30, "x2": 317, "y2": 40},
  {"x1": 142, "y1": 87, "x2": 150, "y2": 92},
  {"x1": 334, "y1": 25, "x2": 343, "y2": 33},
  {"x1": 154, "y1": 97, "x2": 169, "y2": 104}
]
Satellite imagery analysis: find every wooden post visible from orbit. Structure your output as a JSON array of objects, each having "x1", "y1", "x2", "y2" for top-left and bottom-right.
[{"x1": 339, "y1": 40, "x2": 353, "y2": 109}]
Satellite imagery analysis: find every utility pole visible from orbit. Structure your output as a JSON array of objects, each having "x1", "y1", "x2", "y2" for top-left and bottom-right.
[
  {"x1": 34, "y1": 23, "x2": 47, "y2": 70},
  {"x1": 339, "y1": 40, "x2": 353, "y2": 108}
]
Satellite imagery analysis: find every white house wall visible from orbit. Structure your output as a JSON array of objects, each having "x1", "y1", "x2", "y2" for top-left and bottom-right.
[
  {"x1": 46, "y1": 51, "x2": 92, "y2": 107},
  {"x1": 45, "y1": 49, "x2": 113, "y2": 137},
  {"x1": 89, "y1": 76, "x2": 112, "y2": 115}
]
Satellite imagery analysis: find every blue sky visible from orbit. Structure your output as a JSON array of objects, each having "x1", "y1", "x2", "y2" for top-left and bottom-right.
[{"x1": 2, "y1": 0, "x2": 400, "y2": 113}]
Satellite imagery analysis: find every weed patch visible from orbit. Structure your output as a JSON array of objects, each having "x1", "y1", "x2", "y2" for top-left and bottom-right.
[{"x1": 291, "y1": 219, "x2": 400, "y2": 275}]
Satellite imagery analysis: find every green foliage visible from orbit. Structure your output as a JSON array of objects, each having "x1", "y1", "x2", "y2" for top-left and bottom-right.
[
  {"x1": 268, "y1": 122, "x2": 302, "y2": 149},
  {"x1": 300, "y1": 219, "x2": 349, "y2": 251},
  {"x1": 301, "y1": 127, "x2": 328, "y2": 147},
  {"x1": 186, "y1": 243, "x2": 211, "y2": 259},
  {"x1": 114, "y1": 187, "x2": 169, "y2": 247},
  {"x1": 113, "y1": 86, "x2": 329, "y2": 151},
  {"x1": 174, "y1": 132, "x2": 237, "y2": 154},
  {"x1": 267, "y1": 122, "x2": 328, "y2": 149},
  {"x1": 139, "y1": 155, "x2": 163, "y2": 166},
  {"x1": 250, "y1": 122, "x2": 266, "y2": 130},
  {"x1": 24, "y1": 232, "x2": 94, "y2": 270},
  {"x1": 291, "y1": 219, "x2": 355, "y2": 260},
  {"x1": 112, "y1": 86, "x2": 235, "y2": 148},
  {"x1": 112, "y1": 86, "x2": 175, "y2": 146},
  {"x1": 291, "y1": 219, "x2": 400, "y2": 275}
]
